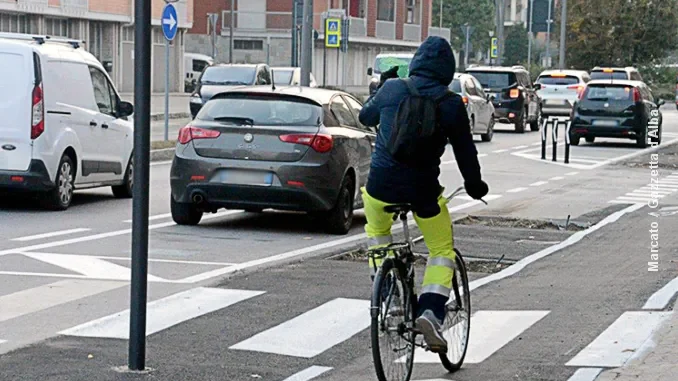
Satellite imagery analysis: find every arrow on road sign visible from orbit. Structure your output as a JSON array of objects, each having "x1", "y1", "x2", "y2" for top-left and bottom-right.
[{"x1": 163, "y1": 13, "x2": 176, "y2": 30}]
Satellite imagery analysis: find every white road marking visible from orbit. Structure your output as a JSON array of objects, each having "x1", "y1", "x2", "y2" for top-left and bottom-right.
[
  {"x1": 532, "y1": 142, "x2": 542, "y2": 146},
  {"x1": 0, "y1": 280, "x2": 125, "y2": 323},
  {"x1": 0, "y1": 210, "x2": 242, "y2": 257},
  {"x1": 478, "y1": 153, "x2": 488, "y2": 158},
  {"x1": 11, "y1": 228, "x2": 91, "y2": 242},
  {"x1": 469, "y1": 203, "x2": 644, "y2": 292},
  {"x1": 566, "y1": 171, "x2": 580, "y2": 176},
  {"x1": 655, "y1": 183, "x2": 678, "y2": 188},
  {"x1": 550, "y1": 176, "x2": 565, "y2": 181},
  {"x1": 60, "y1": 287, "x2": 264, "y2": 339},
  {"x1": 506, "y1": 187, "x2": 527, "y2": 193},
  {"x1": 150, "y1": 160, "x2": 173, "y2": 166},
  {"x1": 566, "y1": 368, "x2": 603, "y2": 381},
  {"x1": 0, "y1": 340, "x2": 6, "y2": 345},
  {"x1": 230, "y1": 298, "x2": 370, "y2": 358},
  {"x1": 90, "y1": 255, "x2": 235, "y2": 266},
  {"x1": 492, "y1": 149, "x2": 509, "y2": 153},
  {"x1": 643, "y1": 276, "x2": 678, "y2": 310},
  {"x1": 608, "y1": 200, "x2": 642, "y2": 205},
  {"x1": 512, "y1": 145, "x2": 529, "y2": 149},
  {"x1": 123, "y1": 209, "x2": 242, "y2": 223},
  {"x1": 409, "y1": 310, "x2": 550, "y2": 364},
  {"x1": 614, "y1": 197, "x2": 654, "y2": 203},
  {"x1": 530, "y1": 181, "x2": 548, "y2": 186},
  {"x1": 588, "y1": 138, "x2": 678, "y2": 169},
  {"x1": 566, "y1": 311, "x2": 672, "y2": 367},
  {"x1": 281, "y1": 366, "x2": 333, "y2": 381},
  {"x1": 633, "y1": 188, "x2": 675, "y2": 194},
  {"x1": 20, "y1": 252, "x2": 166, "y2": 282}
]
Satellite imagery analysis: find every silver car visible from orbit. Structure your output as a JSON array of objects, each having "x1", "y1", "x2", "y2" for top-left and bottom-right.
[
  {"x1": 272, "y1": 67, "x2": 318, "y2": 87},
  {"x1": 450, "y1": 73, "x2": 496, "y2": 142},
  {"x1": 170, "y1": 86, "x2": 375, "y2": 235},
  {"x1": 536, "y1": 70, "x2": 590, "y2": 117}
]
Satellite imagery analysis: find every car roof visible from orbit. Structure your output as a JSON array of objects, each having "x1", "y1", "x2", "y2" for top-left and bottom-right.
[
  {"x1": 212, "y1": 85, "x2": 353, "y2": 105},
  {"x1": 210, "y1": 63, "x2": 261, "y2": 69},
  {"x1": 591, "y1": 66, "x2": 637, "y2": 72},
  {"x1": 0, "y1": 35, "x2": 102, "y2": 69},
  {"x1": 185, "y1": 52, "x2": 213, "y2": 61},
  {"x1": 466, "y1": 65, "x2": 526, "y2": 73},
  {"x1": 586, "y1": 79, "x2": 644, "y2": 86},
  {"x1": 538, "y1": 69, "x2": 588, "y2": 77}
]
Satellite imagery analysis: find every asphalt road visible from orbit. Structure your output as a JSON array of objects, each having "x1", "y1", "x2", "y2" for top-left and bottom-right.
[{"x1": 1, "y1": 107, "x2": 678, "y2": 379}]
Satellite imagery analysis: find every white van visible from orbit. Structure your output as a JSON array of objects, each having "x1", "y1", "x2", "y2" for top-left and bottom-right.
[
  {"x1": 184, "y1": 52, "x2": 214, "y2": 92},
  {"x1": 0, "y1": 33, "x2": 135, "y2": 210}
]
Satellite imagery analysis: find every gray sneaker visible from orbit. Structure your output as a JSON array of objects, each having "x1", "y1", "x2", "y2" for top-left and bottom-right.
[{"x1": 415, "y1": 309, "x2": 447, "y2": 353}]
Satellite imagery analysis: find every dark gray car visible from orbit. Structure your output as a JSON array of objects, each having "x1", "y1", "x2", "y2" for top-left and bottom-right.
[
  {"x1": 189, "y1": 63, "x2": 272, "y2": 118},
  {"x1": 171, "y1": 86, "x2": 375, "y2": 234}
]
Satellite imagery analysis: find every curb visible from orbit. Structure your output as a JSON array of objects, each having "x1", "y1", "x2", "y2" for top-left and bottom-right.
[
  {"x1": 150, "y1": 112, "x2": 190, "y2": 121},
  {"x1": 150, "y1": 147, "x2": 176, "y2": 162}
]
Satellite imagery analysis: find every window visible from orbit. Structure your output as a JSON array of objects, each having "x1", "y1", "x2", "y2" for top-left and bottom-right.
[
  {"x1": 197, "y1": 95, "x2": 323, "y2": 127},
  {"x1": 348, "y1": 0, "x2": 367, "y2": 18},
  {"x1": 45, "y1": 17, "x2": 70, "y2": 37},
  {"x1": 89, "y1": 22, "x2": 103, "y2": 61},
  {"x1": 331, "y1": 97, "x2": 358, "y2": 127},
  {"x1": 200, "y1": 66, "x2": 256, "y2": 85},
  {"x1": 630, "y1": 71, "x2": 643, "y2": 81},
  {"x1": 377, "y1": 0, "x2": 395, "y2": 21},
  {"x1": 0, "y1": 13, "x2": 29, "y2": 33},
  {"x1": 465, "y1": 79, "x2": 478, "y2": 96},
  {"x1": 192, "y1": 60, "x2": 209, "y2": 73},
  {"x1": 153, "y1": 28, "x2": 164, "y2": 44},
  {"x1": 467, "y1": 71, "x2": 517, "y2": 89},
  {"x1": 89, "y1": 67, "x2": 114, "y2": 116},
  {"x1": 590, "y1": 70, "x2": 628, "y2": 80},
  {"x1": 449, "y1": 79, "x2": 462, "y2": 93},
  {"x1": 343, "y1": 96, "x2": 367, "y2": 130},
  {"x1": 536, "y1": 75, "x2": 579, "y2": 86},
  {"x1": 472, "y1": 77, "x2": 486, "y2": 98},
  {"x1": 234, "y1": 40, "x2": 263, "y2": 50},
  {"x1": 273, "y1": 70, "x2": 295, "y2": 85},
  {"x1": 122, "y1": 26, "x2": 134, "y2": 42},
  {"x1": 406, "y1": 0, "x2": 420, "y2": 24}
]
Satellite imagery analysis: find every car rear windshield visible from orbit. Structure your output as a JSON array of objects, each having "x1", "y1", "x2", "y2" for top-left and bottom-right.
[
  {"x1": 590, "y1": 71, "x2": 628, "y2": 80},
  {"x1": 583, "y1": 85, "x2": 634, "y2": 101},
  {"x1": 273, "y1": 70, "x2": 294, "y2": 85},
  {"x1": 449, "y1": 79, "x2": 462, "y2": 93},
  {"x1": 537, "y1": 75, "x2": 579, "y2": 85},
  {"x1": 197, "y1": 95, "x2": 322, "y2": 126},
  {"x1": 466, "y1": 71, "x2": 516, "y2": 89},
  {"x1": 200, "y1": 66, "x2": 255, "y2": 85}
]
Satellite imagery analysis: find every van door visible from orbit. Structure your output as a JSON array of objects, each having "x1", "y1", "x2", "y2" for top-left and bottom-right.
[{"x1": 0, "y1": 48, "x2": 33, "y2": 171}]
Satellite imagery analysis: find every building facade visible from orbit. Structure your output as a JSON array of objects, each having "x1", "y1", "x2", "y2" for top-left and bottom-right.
[
  {"x1": 186, "y1": 0, "x2": 454, "y2": 94},
  {"x1": 0, "y1": 0, "x2": 194, "y2": 93}
]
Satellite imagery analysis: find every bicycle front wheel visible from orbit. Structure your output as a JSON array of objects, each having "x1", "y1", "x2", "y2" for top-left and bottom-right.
[
  {"x1": 439, "y1": 249, "x2": 471, "y2": 372},
  {"x1": 371, "y1": 258, "x2": 416, "y2": 381}
]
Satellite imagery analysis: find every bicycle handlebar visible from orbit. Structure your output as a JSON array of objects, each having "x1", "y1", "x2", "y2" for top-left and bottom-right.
[{"x1": 445, "y1": 185, "x2": 488, "y2": 205}]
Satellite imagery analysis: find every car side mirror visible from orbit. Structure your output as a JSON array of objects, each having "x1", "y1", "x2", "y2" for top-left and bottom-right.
[
  {"x1": 367, "y1": 67, "x2": 373, "y2": 76},
  {"x1": 657, "y1": 99, "x2": 665, "y2": 107},
  {"x1": 533, "y1": 83, "x2": 542, "y2": 90},
  {"x1": 118, "y1": 101, "x2": 134, "y2": 118},
  {"x1": 487, "y1": 94, "x2": 495, "y2": 102}
]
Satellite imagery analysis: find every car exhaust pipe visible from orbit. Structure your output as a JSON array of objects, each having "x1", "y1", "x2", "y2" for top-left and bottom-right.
[{"x1": 191, "y1": 192, "x2": 205, "y2": 205}]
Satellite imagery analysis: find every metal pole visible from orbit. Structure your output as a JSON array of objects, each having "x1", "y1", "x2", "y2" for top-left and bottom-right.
[
  {"x1": 497, "y1": 0, "x2": 504, "y2": 66},
  {"x1": 439, "y1": 0, "x2": 443, "y2": 28},
  {"x1": 292, "y1": 0, "x2": 298, "y2": 66},
  {"x1": 164, "y1": 38, "x2": 169, "y2": 141},
  {"x1": 527, "y1": 0, "x2": 534, "y2": 70},
  {"x1": 564, "y1": 121, "x2": 571, "y2": 164},
  {"x1": 129, "y1": 0, "x2": 151, "y2": 369},
  {"x1": 464, "y1": 24, "x2": 470, "y2": 68},
  {"x1": 229, "y1": 0, "x2": 234, "y2": 64},
  {"x1": 323, "y1": 43, "x2": 327, "y2": 87},
  {"x1": 546, "y1": 0, "x2": 552, "y2": 66},
  {"x1": 559, "y1": 0, "x2": 567, "y2": 69},
  {"x1": 267, "y1": 35, "x2": 271, "y2": 65},
  {"x1": 300, "y1": 0, "x2": 313, "y2": 86},
  {"x1": 552, "y1": 119, "x2": 558, "y2": 161},
  {"x1": 541, "y1": 118, "x2": 548, "y2": 159}
]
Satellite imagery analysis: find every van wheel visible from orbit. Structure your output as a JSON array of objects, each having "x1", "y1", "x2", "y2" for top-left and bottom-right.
[
  {"x1": 481, "y1": 118, "x2": 494, "y2": 142},
  {"x1": 45, "y1": 155, "x2": 75, "y2": 211},
  {"x1": 112, "y1": 155, "x2": 133, "y2": 198},
  {"x1": 323, "y1": 175, "x2": 354, "y2": 235},
  {"x1": 171, "y1": 197, "x2": 203, "y2": 225},
  {"x1": 515, "y1": 109, "x2": 526, "y2": 133}
]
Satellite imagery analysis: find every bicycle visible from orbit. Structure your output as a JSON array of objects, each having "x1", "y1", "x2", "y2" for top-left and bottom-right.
[{"x1": 368, "y1": 186, "x2": 486, "y2": 381}]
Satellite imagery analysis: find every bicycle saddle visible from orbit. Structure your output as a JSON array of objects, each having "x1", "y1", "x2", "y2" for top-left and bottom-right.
[{"x1": 383, "y1": 203, "x2": 411, "y2": 214}]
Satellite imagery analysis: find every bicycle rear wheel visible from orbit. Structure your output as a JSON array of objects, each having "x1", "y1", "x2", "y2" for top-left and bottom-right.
[
  {"x1": 371, "y1": 258, "x2": 416, "y2": 381},
  {"x1": 439, "y1": 249, "x2": 471, "y2": 372}
]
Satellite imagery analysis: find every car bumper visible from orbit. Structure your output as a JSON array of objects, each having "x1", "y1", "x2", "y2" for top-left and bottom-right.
[
  {"x1": 570, "y1": 116, "x2": 640, "y2": 139},
  {"x1": 493, "y1": 106, "x2": 523, "y2": 124},
  {"x1": 169, "y1": 149, "x2": 340, "y2": 212},
  {"x1": 0, "y1": 160, "x2": 54, "y2": 192}
]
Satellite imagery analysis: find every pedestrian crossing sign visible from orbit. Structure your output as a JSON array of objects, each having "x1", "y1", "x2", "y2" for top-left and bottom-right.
[
  {"x1": 491, "y1": 37, "x2": 498, "y2": 58},
  {"x1": 325, "y1": 18, "x2": 341, "y2": 48}
]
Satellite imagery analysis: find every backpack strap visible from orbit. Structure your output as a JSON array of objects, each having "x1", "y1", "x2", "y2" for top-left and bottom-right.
[
  {"x1": 434, "y1": 90, "x2": 455, "y2": 104},
  {"x1": 402, "y1": 78, "x2": 420, "y2": 96}
]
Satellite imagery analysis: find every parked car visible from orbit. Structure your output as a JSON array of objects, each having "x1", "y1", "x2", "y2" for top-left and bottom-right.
[
  {"x1": 171, "y1": 86, "x2": 375, "y2": 234},
  {"x1": 536, "y1": 69, "x2": 590, "y2": 117},
  {"x1": 589, "y1": 66, "x2": 643, "y2": 81},
  {"x1": 0, "y1": 34, "x2": 135, "y2": 210},
  {"x1": 570, "y1": 80, "x2": 663, "y2": 148},
  {"x1": 450, "y1": 73, "x2": 496, "y2": 142},
  {"x1": 465, "y1": 65, "x2": 542, "y2": 133},
  {"x1": 184, "y1": 52, "x2": 213, "y2": 93},
  {"x1": 271, "y1": 67, "x2": 318, "y2": 87},
  {"x1": 189, "y1": 63, "x2": 272, "y2": 118}
]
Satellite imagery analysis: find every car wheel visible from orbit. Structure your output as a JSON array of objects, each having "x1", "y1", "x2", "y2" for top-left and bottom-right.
[
  {"x1": 529, "y1": 106, "x2": 541, "y2": 131},
  {"x1": 323, "y1": 175, "x2": 354, "y2": 235},
  {"x1": 515, "y1": 108, "x2": 526, "y2": 133},
  {"x1": 585, "y1": 137, "x2": 595, "y2": 143},
  {"x1": 636, "y1": 127, "x2": 649, "y2": 148},
  {"x1": 481, "y1": 118, "x2": 494, "y2": 142},
  {"x1": 570, "y1": 135, "x2": 580, "y2": 146},
  {"x1": 112, "y1": 155, "x2": 133, "y2": 198},
  {"x1": 171, "y1": 197, "x2": 203, "y2": 225},
  {"x1": 43, "y1": 154, "x2": 75, "y2": 211}
]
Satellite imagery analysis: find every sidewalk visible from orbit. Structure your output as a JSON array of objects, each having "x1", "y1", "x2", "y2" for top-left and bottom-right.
[
  {"x1": 596, "y1": 306, "x2": 678, "y2": 381},
  {"x1": 120, "y1": 93, "x2": 191, "y2": 120}
]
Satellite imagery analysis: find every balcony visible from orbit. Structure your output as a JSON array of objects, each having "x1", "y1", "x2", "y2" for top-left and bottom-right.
[
  {"x1": 403, "y1": 23, "x2": 421, "y2": 42},
  {"x1": 375, "y1": 20, "x2": 395, "y2": 40},
  {"x1": 428, "y1": 27, "x2": 451, "y2": 41}
]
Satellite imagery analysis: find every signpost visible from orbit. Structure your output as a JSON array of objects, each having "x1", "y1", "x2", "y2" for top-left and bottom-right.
[
  {"x1": 161, "y1": 2, "x2": 178, "y2": 141},
  {"x1": 490, "y1": 37, "x2": 498, "y2": 59},
  {"x1": 323, "y1": 17, "x2": 340, "y2": 87}
]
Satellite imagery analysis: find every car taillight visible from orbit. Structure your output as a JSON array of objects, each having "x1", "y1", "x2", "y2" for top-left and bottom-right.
[
  {"x1": 280, "y1": 133, "x2": 333, "y2": 153},
  {"x1": 568, "y1": 84, "x2": 585, "y2": 97},
  {"x1": 509, "y1": 89, "x2": 520, "y2": 98},
  {"x1": 578, "y1": 86, "x2": 588, "y2": 100},
  {"x1": 633, "y1": 88, "x2": 641, "y2": 102},
  {"x1": 462, "y1": 96, "x2": 468, "y2": 105},
  {"x1": 177, "y1": 125, "x2": 221, "y2": 144},
  {"x1": 31, "y1": 84, "x2": 44, "y2": 140}
]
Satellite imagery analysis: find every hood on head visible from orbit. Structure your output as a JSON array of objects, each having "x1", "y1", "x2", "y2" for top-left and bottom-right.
[{"x1": 408, "y1": 36, "x2": 456, "y2": 86}]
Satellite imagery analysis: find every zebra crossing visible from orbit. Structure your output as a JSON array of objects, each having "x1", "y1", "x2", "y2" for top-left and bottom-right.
[{"x1": 608, "y1": 172, "x2": 678, "y2": 205}]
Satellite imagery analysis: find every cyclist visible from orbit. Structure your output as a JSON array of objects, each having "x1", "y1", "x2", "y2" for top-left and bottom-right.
[{"x1": 358, "y1": 36, "x2": 488, "y2": 353}]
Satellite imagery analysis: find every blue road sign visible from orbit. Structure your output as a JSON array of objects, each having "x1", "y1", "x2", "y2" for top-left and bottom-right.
[
  {"x1": 328, "y1": 35, "x2": 338, "y2": 46},
  {"x1": 328, "y1": 20, "x2": 339, "y2": 32},
  {"x1": 490, "y1": 37, "x2": 498, "y2": 58},
  {"x1": 162, "y1": 3, "x2": 178, "y2": 41}
]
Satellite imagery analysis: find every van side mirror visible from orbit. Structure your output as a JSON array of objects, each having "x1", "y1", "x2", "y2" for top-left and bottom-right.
[
  {"x1": 118, "y1": 101, "x2": 134, "y2": 118},
  {"x1": 367, "y1": 67, "x2": 373, "y2": 76}
]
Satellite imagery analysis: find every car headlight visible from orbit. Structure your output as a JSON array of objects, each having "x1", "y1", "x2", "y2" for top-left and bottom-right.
[{"x1": 190, "y1": 94, "x2": 203, "y2": 104}]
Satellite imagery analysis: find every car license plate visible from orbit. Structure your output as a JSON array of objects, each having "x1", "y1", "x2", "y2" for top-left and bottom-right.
[
  {"x1": 592, "y1": 120, "x2": 619, "y2": 127},
  {"x1": 545, "y1": 99, "x2": 568, "y2": 105},
  {"x1": 219, "y1": 169, "x2": 273, "y2": 186}
]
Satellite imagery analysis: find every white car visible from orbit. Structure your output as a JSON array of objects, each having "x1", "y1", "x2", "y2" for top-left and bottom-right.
[
  {"x1": 271, "y1": 67, "x2": 318, "y2": 87},
  {"x1": 536, "y1": 69, "x2": 591, "y2": 117},
  {"x1": 0, "y1": 33, "x2": 135, "y2": 210}
]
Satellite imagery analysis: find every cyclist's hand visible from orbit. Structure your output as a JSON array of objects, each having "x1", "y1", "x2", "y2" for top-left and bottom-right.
[
  {"x1": 379, "y1": 66, "x2": 400, "y2": 88},
  {"x1": 465, "y1": 180, "x2": 489, "y2": 200}
]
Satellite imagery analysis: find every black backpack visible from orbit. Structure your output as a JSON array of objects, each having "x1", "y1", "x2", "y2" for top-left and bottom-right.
[{"x1": 387, "y1": 78, "x2": 453, "y2": 167}]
